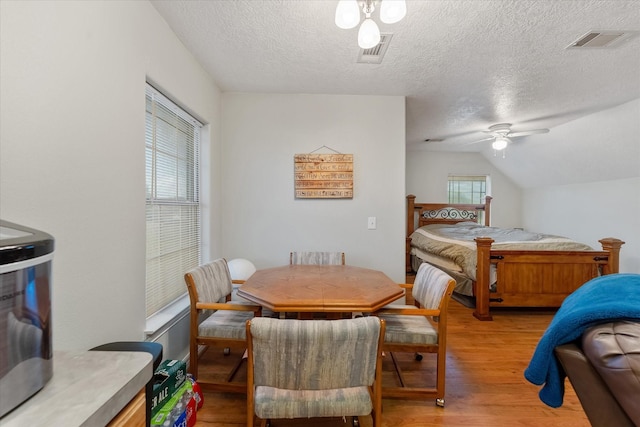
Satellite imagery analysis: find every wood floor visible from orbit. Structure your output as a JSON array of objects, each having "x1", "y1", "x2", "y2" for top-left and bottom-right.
[{"x1": 192, "y1": 301, "x2": 589, "y2": 427}]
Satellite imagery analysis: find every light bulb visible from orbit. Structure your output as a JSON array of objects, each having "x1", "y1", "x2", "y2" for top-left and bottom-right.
[
  {"x1": 492, "y1": 137, "x2": 509, "y2": 150},
  {"x1": 335, "y1": 0, "x2": 360, "y2": 29},
  {"x1": 380, "y1": 0, "x2": 407, "y2": 24},
  {"x1": 358, "y1": 18, "x2": 381, "y2": 49}
]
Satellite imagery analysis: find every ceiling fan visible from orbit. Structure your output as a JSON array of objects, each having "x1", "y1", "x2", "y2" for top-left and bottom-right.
[{"x1": 470, "y1": 123, "x2": 550, "y2": 150}]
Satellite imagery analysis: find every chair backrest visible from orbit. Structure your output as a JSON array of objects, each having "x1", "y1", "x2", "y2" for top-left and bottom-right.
[
  {"x1": 248, "y1": 317, "x2": 382, "y2": 390},
  {"x1": 184, "y1": 258, "x2": 234, "y2": 303},
  {"x1": 289, "y1": 251, "x2": 345, "y2": 265},
  {"x1": 412, "y1": 262, "x2": 456, "y2": 310}
]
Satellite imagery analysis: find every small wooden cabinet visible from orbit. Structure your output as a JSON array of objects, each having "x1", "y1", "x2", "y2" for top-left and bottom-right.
[{"x1": 108, "y1": 389, "x2": 146, "y2": 427}]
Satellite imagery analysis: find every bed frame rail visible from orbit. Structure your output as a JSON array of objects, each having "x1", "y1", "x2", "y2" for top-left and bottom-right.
[{"x1": 473, "y1": 237, "x2": 625, "y2": 320}]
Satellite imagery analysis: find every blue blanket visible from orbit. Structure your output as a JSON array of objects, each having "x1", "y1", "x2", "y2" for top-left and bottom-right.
[{"x1": 524, "y1": 273, "x2": 640, "y2": 407}]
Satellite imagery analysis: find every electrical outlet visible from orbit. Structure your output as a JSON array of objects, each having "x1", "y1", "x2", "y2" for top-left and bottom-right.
[{"x1": 367, "y1": 217, "x2": 376, "y2": 230}]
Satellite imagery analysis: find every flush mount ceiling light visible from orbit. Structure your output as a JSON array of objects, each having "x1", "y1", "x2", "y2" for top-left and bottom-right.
[
  {"x1": 492, "y1": 136, "x2": 510, "y2": 151},
  {"x1": 335, "y1": 0, "x2": 407, "y2": 49}
]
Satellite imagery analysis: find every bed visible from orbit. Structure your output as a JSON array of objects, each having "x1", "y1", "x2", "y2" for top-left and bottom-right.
[{"x1": 406, "y1": 194, "x2": 625, "y2": 320}]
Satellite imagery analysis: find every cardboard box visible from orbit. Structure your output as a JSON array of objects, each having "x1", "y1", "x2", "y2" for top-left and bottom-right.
[{"x1": 151, "y1": 359, "x2": 187, "y2": 416}]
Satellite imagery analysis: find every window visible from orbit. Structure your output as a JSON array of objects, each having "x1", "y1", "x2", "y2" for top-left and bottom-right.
[
  {"x1": 447, "y1": 175, "x2": 489, "y2": 205},
  {"x1": 447, "y1": 175, "x2": 490, "y2": 224},
  {"x1": 145, "y1": 83, "x2": 202, "y2": 318}
]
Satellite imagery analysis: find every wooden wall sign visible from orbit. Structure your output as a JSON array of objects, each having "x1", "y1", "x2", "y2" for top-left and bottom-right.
[{"x1": 294, "y1": 153, "x2": 353, "y2": 199}]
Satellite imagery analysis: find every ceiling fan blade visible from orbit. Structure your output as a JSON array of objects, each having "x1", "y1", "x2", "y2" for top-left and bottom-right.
[
  {"x1": 508, "y1": 128, "x2": 549, "y2": 137},
  {"x1": 464, "y1": 136, "x2": 495, "y2": 145}
]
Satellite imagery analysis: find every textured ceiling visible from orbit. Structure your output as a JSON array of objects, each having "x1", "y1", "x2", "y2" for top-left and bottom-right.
[{"x1": 150, "y1": 0, "x2": 640, "y2": 152}]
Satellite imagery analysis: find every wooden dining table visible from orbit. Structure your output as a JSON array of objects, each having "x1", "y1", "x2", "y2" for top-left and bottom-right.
[{"x1": 236, "y1": 264, "x2": 404, "y2": 318}]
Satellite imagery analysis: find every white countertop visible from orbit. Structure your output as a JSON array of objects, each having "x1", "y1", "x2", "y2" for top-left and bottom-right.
[{"x1": 1, "y1": 350, "x2": 153, "y2": 427}]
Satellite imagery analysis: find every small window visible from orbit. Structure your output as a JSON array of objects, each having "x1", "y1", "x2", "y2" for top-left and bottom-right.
[
  {"x1": 447, "y1": 175, "x2": 489, "y2": 204},
  {"x1": 145, "y1": 83, "x2": 202, "y2": 318},
  {"x1": 448, "y1": 175, "x2": 489, "y2": 224}
]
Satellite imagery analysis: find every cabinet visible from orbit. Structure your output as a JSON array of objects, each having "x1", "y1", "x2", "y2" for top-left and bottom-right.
[{"x1": 108, "y1": 389, "x2": 146, "y2": 427}]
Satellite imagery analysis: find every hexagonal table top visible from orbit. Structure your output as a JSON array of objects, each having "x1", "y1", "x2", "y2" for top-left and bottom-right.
[{"x1": 237, "y1": 264, "x2": 403, "y2": 314}]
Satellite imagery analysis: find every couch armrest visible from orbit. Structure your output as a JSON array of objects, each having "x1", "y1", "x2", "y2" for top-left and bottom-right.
[
  {"x1": 582, "y1": 320, "x2": 640, "y2": 425},
  {"x1": 555, "y1": 343, "x2": 634, "y2": 427}
]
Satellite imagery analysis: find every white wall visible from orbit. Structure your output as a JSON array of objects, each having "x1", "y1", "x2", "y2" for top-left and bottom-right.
[
  {"x1": 524, "y1": 178, "x2": 639, "y2": 273},
  {"x1": 220, "y1": 93, "x2": 406, "y2": 283},
  {"x1": 0, "y1": 1, "x2": 222, "y2": 353},
  {"x1": 405, "y1": 151, "x2": 523, "y2": 228},
  {"x1": 521, "y1": 101, "x2": 640, "y2": 274}
]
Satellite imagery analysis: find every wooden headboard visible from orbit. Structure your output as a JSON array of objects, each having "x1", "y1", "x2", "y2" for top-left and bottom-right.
[
  {"x1": 405, "y1": 194, "x2": 492, "y2": 274},
  {"x1": 406, "y1": 194, "x2": 492, "y2": 237}
]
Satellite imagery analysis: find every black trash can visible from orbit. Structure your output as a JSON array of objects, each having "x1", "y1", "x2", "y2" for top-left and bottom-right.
[{"x1": 90, "y1": 341, "x2": 163, "y2": 427}]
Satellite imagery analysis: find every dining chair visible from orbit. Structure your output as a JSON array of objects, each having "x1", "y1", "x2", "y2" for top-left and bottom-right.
[
  {"x1": 246, "y1": 316, "x2": 385, "y2": 427},
  {"x1": 376, "y1": 262, "x2": 456, "y2": 407},
  {"x1": 184, "y1": 258, "x2": 262, "y2": 393},
  {"x1": 289, "y1": 251, "x2": 345, "y2": 265}
]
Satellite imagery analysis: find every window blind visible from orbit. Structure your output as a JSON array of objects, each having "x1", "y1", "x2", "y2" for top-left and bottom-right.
[{"x1": 145, "y1": 84, "x2": 202, "y2": 318}]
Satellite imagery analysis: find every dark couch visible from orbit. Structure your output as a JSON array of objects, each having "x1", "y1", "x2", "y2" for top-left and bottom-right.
[{"x1": 555, "y1": 320, "x2": 640, "y2": 427}]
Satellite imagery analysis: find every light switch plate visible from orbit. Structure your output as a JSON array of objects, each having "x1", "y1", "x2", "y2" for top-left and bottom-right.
[{"x1": 367, "y1": 217, "x2": 376, "y2": 230}]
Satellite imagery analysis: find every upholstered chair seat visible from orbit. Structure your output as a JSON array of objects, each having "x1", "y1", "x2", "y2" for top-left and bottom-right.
[
  {"x1": 254, "y1": 386, "x2": 373, "y2": 419},
  {"x1": 197, "y1": 309, "x2": 255, "y2": 340},
  {"x1": 382, "y1": 312, "x2": 439, "y2": 345}
]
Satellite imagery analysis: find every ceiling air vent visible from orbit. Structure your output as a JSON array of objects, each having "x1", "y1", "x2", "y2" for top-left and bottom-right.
[
  {"x1": 357, "y1": 33, "x2": 392, "y2": 64},
  {"x1": 566, "y1": 30, "x2": 638, "y2": 49}
]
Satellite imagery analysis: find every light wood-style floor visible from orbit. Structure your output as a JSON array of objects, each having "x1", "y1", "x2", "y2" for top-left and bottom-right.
[{"x1": 193, "y1": 300, "x2": 589, "y2": 427}]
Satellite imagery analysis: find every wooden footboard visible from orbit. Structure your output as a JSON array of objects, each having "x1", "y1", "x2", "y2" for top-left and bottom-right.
[{"x1": 473, "y1": 237, "x2": 625, "y2": 320}]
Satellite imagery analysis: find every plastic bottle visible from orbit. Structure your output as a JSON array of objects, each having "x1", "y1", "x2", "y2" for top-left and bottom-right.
[
  {"x1": 186, "y1": 374, "x2": 203, "y2": 409},
  {"x1": 181, "y1": 389, "x2": 194, "y2": 406},
  {"x1": 170, "y1": 401, "x2": 184, "y2": 421}
]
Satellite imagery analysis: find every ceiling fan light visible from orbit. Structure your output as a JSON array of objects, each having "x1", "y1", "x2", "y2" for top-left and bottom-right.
[
  {"x1": 492, "y1": 137, "x2": 509, "y2": 150},
  {"x1": 335, "y1": 0, "x2": 360, "y2": 29},
  {"x1": 379, "y1": 0, "x2": 407, "y2": 24},
  {"x1": 358, "y1": 18, "x2": 381, "y2": 49}
]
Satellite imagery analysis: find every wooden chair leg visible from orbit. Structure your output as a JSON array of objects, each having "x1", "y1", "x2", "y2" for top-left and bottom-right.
[
  {"x1": 390, "y1": 352, "x2": 407, "y2": 387},
  {"x1": 190, "y1": 341, "x2": 199, "y2": 379},
  {"x1": 226, "y1": 349, "x2": 248, "y2": 382}
]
